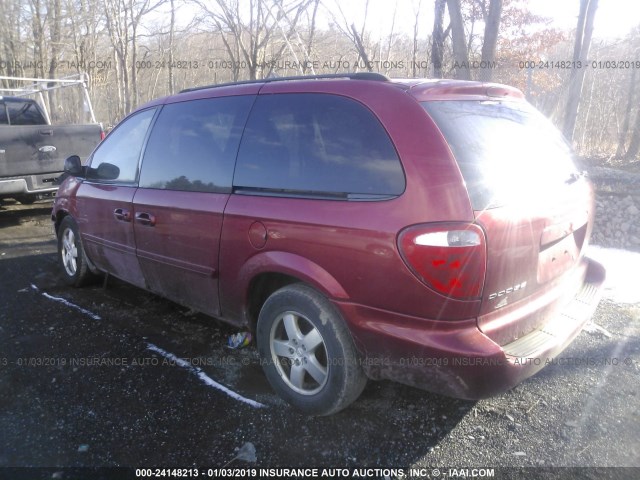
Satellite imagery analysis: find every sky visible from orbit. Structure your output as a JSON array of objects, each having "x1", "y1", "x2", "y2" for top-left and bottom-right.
[
  {"x1": 322, "y1": 0, "x2": 640, "y2": 41},
  {"x1": 529, "y1": 0, "x2": 640, "y2": 39},
  {"x1": 163, "y1": 0, "x2": 640, "y2": 54}
]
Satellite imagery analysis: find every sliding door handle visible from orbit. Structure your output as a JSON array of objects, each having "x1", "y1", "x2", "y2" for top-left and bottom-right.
[{"x1": 135, "y1": 212, "x2": 156, "y2": 227}]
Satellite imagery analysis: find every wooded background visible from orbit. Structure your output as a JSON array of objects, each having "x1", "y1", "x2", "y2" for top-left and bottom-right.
[{"x1": 1, "y1": 0, "x2": 638, "y2": 162}]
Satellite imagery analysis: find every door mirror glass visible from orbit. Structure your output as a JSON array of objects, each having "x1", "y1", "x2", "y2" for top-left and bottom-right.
[{"x1": 96, "y1": 162, "x2": 120, "y2": 180}]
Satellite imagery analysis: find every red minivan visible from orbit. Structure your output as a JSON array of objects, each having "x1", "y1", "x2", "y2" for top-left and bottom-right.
[{"x1": 52, "y1": 73, "x2": 605, "y2": 415}]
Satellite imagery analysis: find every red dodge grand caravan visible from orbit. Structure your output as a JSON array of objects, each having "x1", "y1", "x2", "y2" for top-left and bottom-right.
[{"x1": 52, "y1": 73, "x2": 605, "y2": 415}]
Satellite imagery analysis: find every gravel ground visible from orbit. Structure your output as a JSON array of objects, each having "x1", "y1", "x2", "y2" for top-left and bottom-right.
[
  {"x1": 0, "y1": 172, "x2": 639, "y2": 479},
  {"x1": 588, "y1": 165, "x2": 640, "y2": 251}
]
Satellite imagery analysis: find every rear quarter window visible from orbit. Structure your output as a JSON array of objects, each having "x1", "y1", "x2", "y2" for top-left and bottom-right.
[{"x1": 234, "y1": 93, "x2": 405, "y2": 199}]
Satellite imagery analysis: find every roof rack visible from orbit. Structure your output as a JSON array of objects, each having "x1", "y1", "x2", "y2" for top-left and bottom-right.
[{"x1": 180, "y1": 72, "x2": 389, "y2": 94}]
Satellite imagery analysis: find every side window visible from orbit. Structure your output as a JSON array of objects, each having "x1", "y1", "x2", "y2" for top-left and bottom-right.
[
  {"x1": 139, "y1": 95, "x2": 254, "y2": 193},
  {"x1": 87, "y1": 108, "x2": 156, "y2": 183},
  {"x1": 234, "y1": 93, "x2": 405, "y2": 198},
  {"x1": 0, "y1": 104, "x2": 7, "y2": 125}
]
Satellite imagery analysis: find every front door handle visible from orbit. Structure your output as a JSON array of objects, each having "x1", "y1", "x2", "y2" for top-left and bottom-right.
[
  {"x1": 135, "y1": 212, "x2": 156, "y2": 227},
  {"x1": 113, "y1": 208, "x2": 131, "y2": 222}
]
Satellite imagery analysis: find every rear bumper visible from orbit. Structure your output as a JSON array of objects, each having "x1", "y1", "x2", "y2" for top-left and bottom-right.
[
  {"x1": 0, "y1": 173, "x2": 60, "y2": 197},
  {"x1": 338, "y1": 257, "x2": 606, "y2": 400}
]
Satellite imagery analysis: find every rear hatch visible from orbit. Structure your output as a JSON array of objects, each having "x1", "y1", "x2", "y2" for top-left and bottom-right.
[{"x1": 423, "y1": 99, "x2": 592, "y2": 345}]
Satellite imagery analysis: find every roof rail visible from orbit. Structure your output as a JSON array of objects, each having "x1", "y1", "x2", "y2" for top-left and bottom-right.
[{"x1": 180, "y1": 72, "x2": 389, "y2": 94}]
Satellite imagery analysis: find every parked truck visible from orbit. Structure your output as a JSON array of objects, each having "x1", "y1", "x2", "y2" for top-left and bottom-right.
[{"x1": 0, "y1": 75, "x2": 103, "y2": 204}]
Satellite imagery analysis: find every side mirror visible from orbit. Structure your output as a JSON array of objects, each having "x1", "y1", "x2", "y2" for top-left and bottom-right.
[
  {"x1": 96, "y1": 162, "x2": 120, "y2": 180},
  {"x1": 63, "y1": 155, "x2": 83, "y2": 176}
]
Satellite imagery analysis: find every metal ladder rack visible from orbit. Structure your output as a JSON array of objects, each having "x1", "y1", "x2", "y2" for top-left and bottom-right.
[{"x1": 0, "y1": 73, "x2": 97, "y2": 124}]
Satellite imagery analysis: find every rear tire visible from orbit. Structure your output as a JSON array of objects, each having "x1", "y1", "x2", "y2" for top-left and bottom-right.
[
  {"x1": 57, "y1": 216, "x2": 93, "y2": 287},
  {"x1": 256, "y1": 284, "x2": 367, "y2": 415}
]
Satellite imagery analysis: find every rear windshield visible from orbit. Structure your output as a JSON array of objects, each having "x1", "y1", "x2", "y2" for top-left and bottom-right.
[
  {"x1": 5, "y1": 100, "x2": 47, "y2": 125},
  {"x1": 423, "y1": 100, "x2": 579, "y2": 209}
]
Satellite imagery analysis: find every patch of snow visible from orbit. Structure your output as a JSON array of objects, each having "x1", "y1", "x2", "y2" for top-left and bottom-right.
[
  {"x1": 587, "y1": 246, "x2": 640, "y2": 304},
  {"x1": 32, "y1": 284, "x2": 102, "y2": 320},
  {"x1": 41, "y1": 292, "x2": 102, "y2": 320},
  {"x1": 146, "y1": 343, "x2": 265, "y2": 409}
]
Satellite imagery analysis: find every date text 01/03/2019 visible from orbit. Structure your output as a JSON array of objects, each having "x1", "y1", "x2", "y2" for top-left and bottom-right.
[
  {"x1": 135, "y1": 468, "x2": 411, "y2": 478},
  {"x1": 518, "y1": 60, "x2": 640, "y2": 69}
]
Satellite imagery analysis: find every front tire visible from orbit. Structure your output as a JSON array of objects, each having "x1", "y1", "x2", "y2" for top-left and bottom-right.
[
  {"x1": 57, "y1": 216, "x2": 93, "y2": 287},
  {"x1": 256, "y1": 284, "x2": 367, "y2": 415}
]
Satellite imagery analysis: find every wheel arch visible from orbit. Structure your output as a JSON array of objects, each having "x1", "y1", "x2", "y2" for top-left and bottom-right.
[
  {"x1": 238, "y1": 251, "x2": 349, "y2": 330},
  {"x1": 52, "y1": 209, "x2": 70, "y2": 236}
]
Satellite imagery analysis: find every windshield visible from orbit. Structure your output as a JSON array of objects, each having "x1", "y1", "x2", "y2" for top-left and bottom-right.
[{"x1": 423, "y1": 100, "x2": 579, "y2": 210}]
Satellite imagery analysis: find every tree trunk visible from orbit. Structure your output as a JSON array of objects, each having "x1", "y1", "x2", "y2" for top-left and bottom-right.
[
  {"x1": 351, "y1": 23, "x2": 373, "y2": 72},
  {"x1": 563, "y1": 0, "x2": 598, "y2": 142},
  {"x1": 411, "y1": 0, "x2": 421, "y2": 77},
  {"x1": 431, "y1": 0, "x2": 446, "y2": 78},
  {"x1": 47, "y1": 0, "x2": 62, "y2": 121},
  {"x1": 626, "y1": 108, "x2": 640, "y2": 160},
  {"x1": 446, "y1": 0, "x2": 470, "y2": 80},
  {"x1": 168, "y1": 0, "x2": 175, "y2": 94},
  {"x1": 0, "y1": 0, "x2": 24, "y2": 85},
  {"x1": 616, "y1": 68, "x2": 637, "y2": 158},
  {"x1": 479, "y1": 0, "x2": 503, "y2": 82},
  {"x1": 30, "y1": 0, "x2": 47, "y2": 78},
  {"x1": 130, "y1": 2, "x2": 139, "y2": 109},
  {"x1": 302, "y1": 0, "x2": 320, "y2": 74},
  {"x1": 384, "y1": 2, "x2": 397, "y2": 69},
  {"x1": 572, "y1": 0, "x2": 588, "y2": 64}
]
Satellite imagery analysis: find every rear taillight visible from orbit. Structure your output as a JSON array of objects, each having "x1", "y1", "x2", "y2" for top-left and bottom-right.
[
  {"x1": 100, "y1": 130, "x2": 106, "y2": 141},
  {"x1": 398, "y1": 223, "x2": 487, "y2": 300}
]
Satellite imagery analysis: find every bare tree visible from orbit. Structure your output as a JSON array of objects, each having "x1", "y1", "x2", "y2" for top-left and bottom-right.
[
  {"x1": 168, "y1": 0, "x2": 176, "y2": 94},
  {"x1": 431, "y1": 0, "x2": 447, "y2": 78},
  {"x1": 447, "y1": 0, "x2": 470, "y2": 79},
  {"x1": 46, "y1": 0, "x2": 63, "y2": 119},
  {"x1": 324, "y1": 0, "x2": 376, "y2": 72},
  {"x1": 350, "y1": 23, "x2": 373, "y2": 71},
  {"x1": 104, "y1": 0, "x2": 128, "y2": 117},
  {"x1": 195, "y1": 0, "x2": 313, "y2": 80},
  {"x1": 67, "y1": 0, "x2": 105, "y2": 79},
  {"x1": 615, "y1": 68, "x2": 637, "y2": 158},
  {"x1": 301, "y1": 0, "x2": 321, "y2": 74},
  {"x1": 411, "y1": 0, "x2": 422, "y2": 77},
  {"x1": 28, "y1": 0, "x2": 48, "y2": 78},
  {"x1": 103, "y1": 0, "x2": 165, "y2": 117},
  {"x1": 479, "y1": 0, "x2": 503, "y2": 82},
  {"x1": 626, "y1": 123, "x2": 640, "y2": 161},
  {"x1": 0, "y1": 0, "x2": 26, "y2": 83},
  {"x1": 563, "y1": 0, "x2": 599, "y2": 142},
  {"x1": 383, "y1": 0, "x2": 398, "y2": 70},
  {"x1": 625, "y1": 91, "x2": 640, "y2": 160}
]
